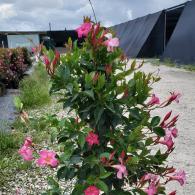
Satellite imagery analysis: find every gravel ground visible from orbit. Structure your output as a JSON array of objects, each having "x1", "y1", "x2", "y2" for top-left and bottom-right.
[{"x1": 139, "y1": 62, "x2": 195, "y2": 195}]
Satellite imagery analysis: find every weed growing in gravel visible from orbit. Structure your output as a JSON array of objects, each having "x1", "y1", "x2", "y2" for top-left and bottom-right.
[
  {"x1": 19, "y1": 63, "x2": 51, "y2": 109},
  {"x1": 0, "y1": 131, "x2": 23, "y2": 153},
  {"x1": 147, "y1": 58, "x2": 195, "y2": 72},
  {"x1": 0, "y1": 116, "x2": 51, "y2": 190}
]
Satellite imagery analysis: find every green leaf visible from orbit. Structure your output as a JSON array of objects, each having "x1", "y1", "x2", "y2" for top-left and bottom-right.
[
  {"x1": 100, "y1": 152, "x2": 110, "y2": 159},
  {"x1": 57, "y1": 166, "x2": 67, "y2": 180},
  {"x1": 85, "y1": 74, "x2": 92, "y2": 89},
  {"x1": 130, "y1": 60, "x2": 136, "y2": 70},
  {"x1": 78, "y1": 133, "x2": 85, "y2": 149},
  {"x1": 110, "y1": 190, "x2": 133, "y2": 195},
  {"x1": 153, "y1": 127, "x2": 165, "y2": 137},
  {"x1": 57, "y1": 166, "x2": 75, "y2": 180},
  {"x1": 96, "y1": 180, "x2": 108, "y2": 193},
  {"x1": 99, "y1": 166, "x2": 112, "y2": 179},
  {"x1": 151, "y1": 116, "x2": 160, "y2": 127},
  {"x1": 87, "y1": 175, "x2": 97, "y2": 184},
  {"x1": 85, "y1": 155, "x2": 99, "y2": 168},
  {"x1": 70, "y1": 155, "x2": 83, "y2": 164},
  {"x1": 97, "y1": 74, "x2": 105, "y2": 90},
  {"x1": 130, "y1": 156, "x2": 139, "y2": 164},
  {"x1": 14, "y1": 96, "x2": 23, "y2": 112},
  {"x1": 66, "y1": 83, "x2": 73, "y2": 93},
  {"x1": 82, "y1": 90, "x2": 95, "y2": 100},
  {"x1": 94, "y1": 107, "x2": 104, "y2": 125},
  {"x1": 72, "y1": 184, "x2": 85, "y2": 195},
  {"x1": 129, "y1": 108, "x2": 141, "y2": 120}
]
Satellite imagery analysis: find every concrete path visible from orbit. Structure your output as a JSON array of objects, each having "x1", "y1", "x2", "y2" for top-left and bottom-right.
[
  {"x1": 140, "y1": 62, "x2": 195, "y2": 195},
  {"x1": 0, "y1": 60, "x2": 35, "y2": 132},
  {"x1": 0, "y1": 89, "x2": 19, "y2": 131}
]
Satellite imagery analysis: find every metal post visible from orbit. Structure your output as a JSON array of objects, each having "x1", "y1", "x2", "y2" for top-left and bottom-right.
[
  {"x1": 49, "y1": 22, "x2": 52, "y2": 32},
  {"x1": 164, "y1": 11, "x2": 167, "y2": 50}
]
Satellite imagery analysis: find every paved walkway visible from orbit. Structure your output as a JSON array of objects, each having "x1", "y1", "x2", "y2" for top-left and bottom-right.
[
  {"x1": 0, "y1": 89, "x2": 19, "y2": 131},
  {"x1": 140, "y1": 62, "x2": 195, "y2": 195},
  {"x1": 0, "y1": 61, "x2": 36, "y2": 132}
]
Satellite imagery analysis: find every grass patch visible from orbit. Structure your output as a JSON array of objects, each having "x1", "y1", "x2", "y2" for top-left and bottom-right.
[
  {"x1": 162, "y1": 58, "x2": 176, "y2": 67},
  {"x1": 19, "y1": 63, "x2": 51, "y2": 109},
  {"x1": 146, "y1": 58, "x2": 195, "y2": 72},
  {"x1": 0, "y1": 131, "x2": 23, "y2": 153},
  {"x1": 145, "y1": 58, "x2": 161, "y2": 66},
  {"x1": 0, "y1": 116, "x2": 51, "y2": 189},
  {"x1": 0, "y1": 130, "x2": 26, "y2": 187},
  {"x1": 183, "y1": 65, "x2": 195, "y2": 72}
]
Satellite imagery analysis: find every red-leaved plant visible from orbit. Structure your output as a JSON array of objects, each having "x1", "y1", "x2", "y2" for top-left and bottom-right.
[
  {"x1": 19, "y1": 18, "x2": 186, "y2": 195},
  {"x1": 0, "y1": 47, "x2": 31, "y2": 88}
]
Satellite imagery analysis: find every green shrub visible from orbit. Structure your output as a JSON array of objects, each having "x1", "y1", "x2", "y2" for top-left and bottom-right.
[
  {"x1": 28, "y1": 20, "x2": 185, "y2": 194},
  {"x1": 19, "y1": 63, "x2": 51, "y2": 109}
]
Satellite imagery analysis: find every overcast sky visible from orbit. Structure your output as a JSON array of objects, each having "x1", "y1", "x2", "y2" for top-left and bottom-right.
[{"x1": 0, "y1": 0, "x2": 188, "y2": 31}]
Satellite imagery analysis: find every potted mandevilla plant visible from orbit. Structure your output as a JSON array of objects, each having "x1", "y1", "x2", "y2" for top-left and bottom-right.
[{"x1": 19, "y1": 17, "x2": 186, "y2": 195}]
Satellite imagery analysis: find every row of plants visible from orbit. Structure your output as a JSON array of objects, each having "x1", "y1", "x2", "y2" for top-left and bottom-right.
[
  {"x1": 17, "y1": 63, "x2": 51, "y2": 109},
  {"x1": 18, "y1": 18, "x2": 186, "y2": 195},
  {"x1": 0, "y1": 47, "x2": 32, "y2": 90}
]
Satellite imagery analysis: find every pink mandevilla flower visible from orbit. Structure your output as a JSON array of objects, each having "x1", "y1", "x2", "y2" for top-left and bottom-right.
[
  {"x1": 85, "y1": 131, "x2": 99, "y2": 147},
  {"x1": 168, "y1": 170, "x2": 186, "y2": 186},
  {"x1": 143, "y1": 173, "x2": 159, "y2": 182},
  {"x1": 23, "y1": 137, "x2": 32, "y2": 147},
  {"x1": 165, "y1": 128, "x2": 178, "y2": 138},
  {"x1": 84, "y1": 185, "x2": 100, "y2": 195},
  {"x1": 112, "y1": 158, "x2": 128, "y2": 179},
  {"x1": 76, "y1": 22, "x2": 92, "y2": 38},
  {"x1": 147, "y1": 94, "x2": 160, "y2": 106},
  {"x1": 145, "y1": 182, "x2": 157, "y2": 195},
  {"x1": 31, "y1": 47, "x2": 36, "y2": 53},
  {"x1": 18, "y1": 146, "x2": 33, "y2": 161},
  {"x1": 104, "y1": 33, "x2": 119, "y2": 52},
  {"x1": 158, "y1": 136, "x2": 174, "y2": 151},
  {"x1": 37, "y1": 150, "x2": 58, "y2": 168},
  {"x1": 168, "y1": 92, "x2": 181, "y2": 104}
]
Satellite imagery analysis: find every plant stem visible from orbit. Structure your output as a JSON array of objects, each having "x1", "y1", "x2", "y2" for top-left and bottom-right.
[{"x1": 88, "y1": 0, "x2": 97, "y2": 23}]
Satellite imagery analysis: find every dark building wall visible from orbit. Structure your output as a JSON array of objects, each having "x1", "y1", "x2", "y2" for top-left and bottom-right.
[
  {"x1": 0, "y1": 35, "x2": 8, "y2": 48},
  {"x1": 165, "y1": 6, "x2": 184, "y2": 45},
  {"x1": 138, "y1": 11, "x2": 165, "y2": 58},
  {"x1": 162, "y1": 1, "x2": 195, "y2": 64},
  {"x1": 112, "y1": 11, "x2": 163, "y2": 58},
  {"x1": 47, "y1": 30, "x2": 82, "y2": 47}
]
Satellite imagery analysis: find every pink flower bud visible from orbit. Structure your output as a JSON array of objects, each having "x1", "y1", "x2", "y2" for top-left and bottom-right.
[
  {"x1": 168, "y1": 92, "x2": 181, "y2": 104},
  {"x1": 147, "y1": 94, "x2": 160, "y2": 106},
  {"x1": 18, "y1": 146, "x2": 33, "y2": 161}
]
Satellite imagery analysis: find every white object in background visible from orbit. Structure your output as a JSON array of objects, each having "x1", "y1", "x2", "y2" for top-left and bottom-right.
[{"x1": 7, "y1": 34, "x2": 40, "y2": 49}]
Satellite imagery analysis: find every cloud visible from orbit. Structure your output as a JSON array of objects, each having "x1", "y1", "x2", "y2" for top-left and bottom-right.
[
  {"x1": 127, "y1": 10, "x2": 133, "y2": 20},
  {"x1": 0, "y1": 3, "x2": 17, "y2": 20},
  {"x1": 0, "y1": 0, "x2": 188, "y2": 31}
]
